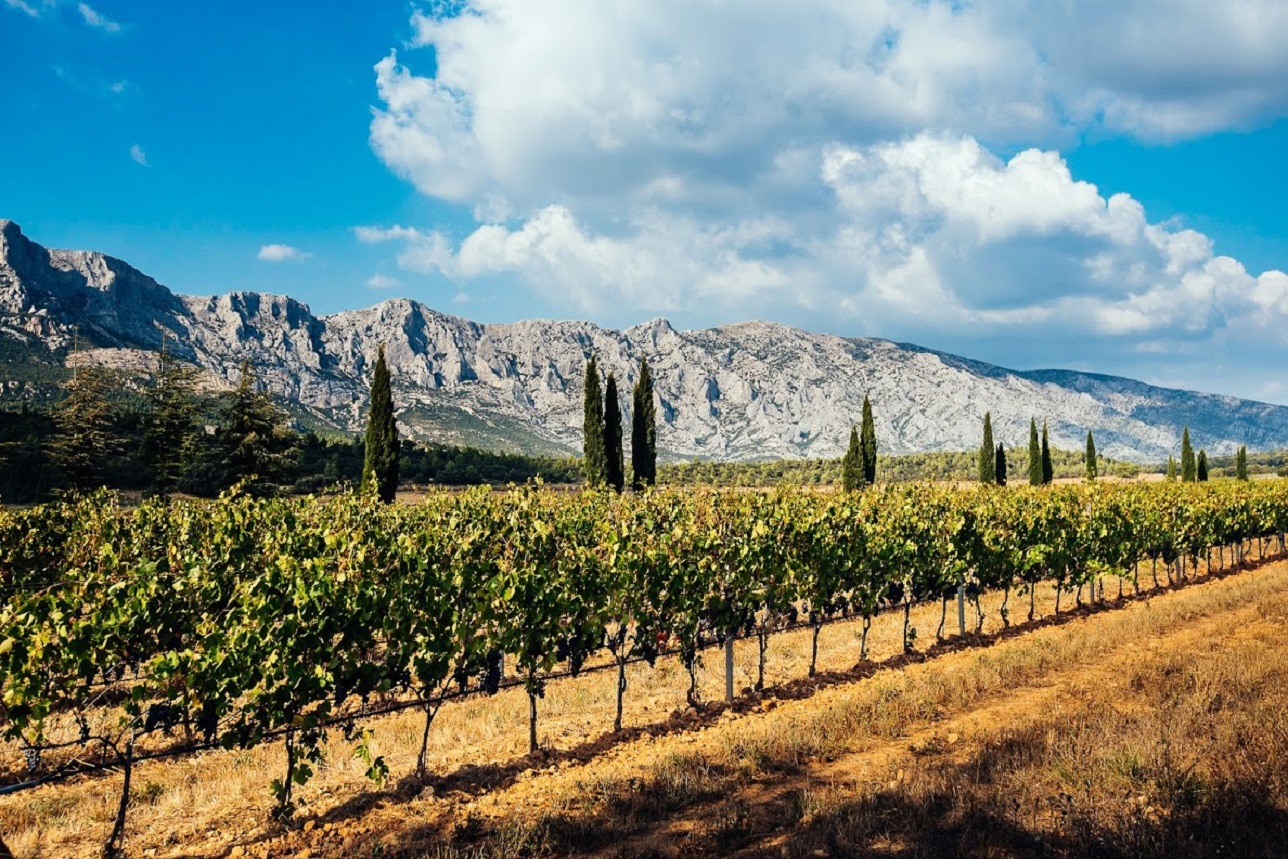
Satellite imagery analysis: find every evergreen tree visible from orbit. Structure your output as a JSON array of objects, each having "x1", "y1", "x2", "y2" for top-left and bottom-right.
[
  {"x1": 51, "y1": 364, "x2": 121, "y2": 491},
  {"x1": 860, "y1": 395, "x2": 877, "y2": 485},
  {"x1": 362, "y1": 344, "x2": 400, "y2": 503},
  {"x1": 1236, "y1": 445, "x2": 1249, "y2": 481},
  {"x1": 631, "y1": 356, "x2": 657, "y2": 490},
  {"x1": 1085, "y1": 430, "x2": 1098, "y2": 481},
  {"x1": 1028, "y1": 418, "x2": 1042, "y2": 486},
  {"x1": 220, "y1": 361, "x2": 297, "y2": 496},
  {"x1": 1166, "y1": 456, "x2": 1178, "y2": 481},
  {"x1": 582, "y1": 357, "x2": 606, "y2": 487},
  {"x1": 994, "y1": 442, "x2": 1007, "y2": 486},
  {"x1": 604, "y1": 372, "x2": 624, "y2": 493},
  {"x1": 978, "y1": 412, "x2": 995, "y2": 484},
  {"x1": 842, "y1": 426, "x2": 863, "y2": 492},
  {"x1": 1180, "y1": 426, "x2": 1196, "y2": 482},
  {"x1": 142, "y1": 343, "x2": 202, "y2": 495},
  {"x1": 1197, "y1": 450, "x2": 1209, "y2": 482},
  {"x1": 1041, "y1": 421, "x2": 1054, "y2": 485}
]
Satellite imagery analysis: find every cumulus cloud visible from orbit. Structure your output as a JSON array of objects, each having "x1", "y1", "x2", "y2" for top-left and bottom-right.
[
  {"x1": 129, "y1": 144, "x2": 147, "y2": 166},
  {"x1": 363, "y1": 1, "x2": 1288, "y2": 399},
  {"x1": 257, "y1": 244, "x2": 310, "y2": 262},
  {"x1": 366, "y1": 273, "x2": 403, "y2": 290}
]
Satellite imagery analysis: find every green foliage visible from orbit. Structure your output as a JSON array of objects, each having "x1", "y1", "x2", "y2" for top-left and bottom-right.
[
  {"x1": 1028, "y1": 418, "x2": 1042, "y2": 487},
  {"x1": 860, "y1": 396, "x2": 877, "y2": 485},
  {"x1": 631, "y1": 356, "x2": 657, "y2": 490},
  {"x1": 1197, "y1": 450, "x2": 1209, "y2": 482},
  {"x1": 1236, "y1": 446, "x2": 1249, "y2": 481},
  {"x1": 361, "y1": 345, "x2": 400, "y2": 503},
  {"x1": 1167, "y1": 456, "x2": 1178, "y2": 481},
  {"x1": 582, "y1": 358, "x2": 606, "y2": 487},
  {"x1": 219, "y1": 361, "x2": 298, "y2": 496},
  {"x1": 1085, "y1": 431, "x2": 1098, "y2": 482},
  {"x1": 142, "y1": 345, "x2": 202, "y2": 495},
  {"x1": 841, "y1": 426, "x2": 863, "y2": 492},
  {"x1": 1181, "y1": 427, "x2": 1196, "y2": 482},
  {"x1": 1041, "y1": 421, "x2": 1054, "y2": 485},
  {"x1": 50, "y1": 365, "x2": 123, "y2": 491},
  {"x1": 995, "y1": 443, "x2": 1007, "y2": 486},
  {"x1": 604, "y1": 373, "x2": 625, "y2": 493},
  {"x1": 979, "y1": 412, "x2": 995, "y2": 485}
]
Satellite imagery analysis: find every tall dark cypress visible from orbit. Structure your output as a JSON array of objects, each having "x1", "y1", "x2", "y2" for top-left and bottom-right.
[
  {"x1": 842, "y1": 426, "x2": 863, "y2": 492},
  {"x1": 1085, "y1": 430, "x2": 1097, "y2": 481},
  {"x1": 604, "y1": 372, "x2": 624, "y2": 493},
  {"x1": 1041, "y1": 421, "x2": 1054, "y2": 485},
  {"x1": 1180, "y1": 426, "x2": 1196, "y2": 482},
  {"x1": 631, "y1": 356, "x2": 657, "y2": 489},
  {"x1": 979, "y1": 412, "x2": 995, "y2": 484},
  {"x1": 1236, "y1": 445, "x2": 1249, "y2": 481},
  {"x1": 1028, "y1": 418, "x2": 1042, "y2": 486},
  {"x1": 860, "y1": 395, "x2": 877, "y2": 485},
  {"x1": 1166, "y1": 456, "x2": 1178, "y2": 481},
  {"x1": 994, "y1": 443, "x2": 1007, "y2": 486},
  {"x1": 583, "y1": 358, "x2": 606, "y2": 487},
  {"x1": 1197, "y1": 449, "x2": 1209, "y2": 482},
  {"x1": 362, "y1": 344, "x2": 399, "y2": 503}
]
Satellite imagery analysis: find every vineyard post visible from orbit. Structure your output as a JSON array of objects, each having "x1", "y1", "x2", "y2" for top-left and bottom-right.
[
  {"x1": 957, "y1": 582, "x2": 966, "y2": 637},
  {"x1": 725, "y1": 634, "x2": 734, "y2": 702}
]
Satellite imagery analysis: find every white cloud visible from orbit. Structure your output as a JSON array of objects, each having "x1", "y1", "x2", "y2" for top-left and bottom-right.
[
  {"x1": 129, "y1": 144, "x2": 147, "y2": 166},
  {"x1": 4, "y1": 0, "x2": 39, "y2": 17},
  {"x1": 366, "y1": 273, "x2": 403, "y2": 290},
  {"x1": 364, "y1": 2, "x2": 1288, "y2": 399},
  {"x1": 257, "y1": 244, "x2": 311, "y2": 262},
  {"x1": 77, "y1": 2, "x2": 118, "y2": 32}
]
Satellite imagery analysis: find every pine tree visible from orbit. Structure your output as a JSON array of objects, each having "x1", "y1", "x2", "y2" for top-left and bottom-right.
[
  {"x1": 143, "y1": 343, "x2": 201, "y2": 495},
  {"x1": 604, "y1": 372, "x2": 624, "y2": 493},
  {"x1": 51, "y1": 364, "x2": 121, "y2": 491},
  {"x1": 362, "y1": 344, "x2": 400, "y2": 503},
  {"x1": 1028, "y1": 418, "x2": 1042, "y2": 486},
  {"x1": 842, "y1": 426, "x2": 863, "y2": 492},
  {"x1": 860, "y1": 396, "x2": 877, "y2": 485},
  {"x1": 631, "y1": 356, "x2": 657, "y2": 490},
  {"x1": 1197, "y1": 450, "x2": 1209, "y2": 482},
  {"x1": 582, "y1": 358, "x2": 606, "y2": 487},
  {"x1": 220, "y1": 361, "x2": 297, "y2": 496},
  {"x1": 1085, "y1": 430, "x2": 1097, "y2": 481},
  {"x1": 1166, "y1": 456, "x2": 1178, "y2": 481},
  {"x1": 994, "y1": 443, "x2": 1007, "y2": 486},
  {"x1": 1041, "y1": 421, "x2": 1054, "y2": 485},
  {"x1": 1236, "y1": 445, "x2": 1249, "y2": 481},
  {"x1": 1180, "y1": 427, "x2": 1196, "y2": 482},
  {"x1": 979, "y1": 412, "x2": 995, "y2": 484}
]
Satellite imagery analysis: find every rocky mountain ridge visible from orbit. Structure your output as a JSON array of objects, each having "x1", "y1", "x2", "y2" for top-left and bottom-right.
[{"x1": 3, "y1": 218, "x2": 1287, "y2": 462}]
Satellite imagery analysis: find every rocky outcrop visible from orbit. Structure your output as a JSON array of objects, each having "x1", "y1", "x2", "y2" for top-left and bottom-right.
[{"x1": 3, "y1": 219, "x2": 1288, "y2": 462}]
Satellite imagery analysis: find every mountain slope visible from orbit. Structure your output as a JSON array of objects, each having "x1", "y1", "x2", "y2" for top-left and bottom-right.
[{"x1": 3, "y1": 219, "x2": 1287, "y2": 462}]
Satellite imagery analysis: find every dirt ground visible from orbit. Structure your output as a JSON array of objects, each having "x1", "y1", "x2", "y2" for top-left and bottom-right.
[{"x1": 4, "y1": 552, "x2": 1288, "y2": 858}]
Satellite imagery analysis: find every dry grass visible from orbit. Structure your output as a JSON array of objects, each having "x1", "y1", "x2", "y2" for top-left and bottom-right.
[{"x1": 1, "y1": 550, "x2": 1282, "y2": 857}]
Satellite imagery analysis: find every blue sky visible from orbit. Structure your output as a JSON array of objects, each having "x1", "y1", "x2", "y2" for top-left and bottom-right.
[{"x1": 2, "y1": 1, "x2": 1288, "y2": 403}]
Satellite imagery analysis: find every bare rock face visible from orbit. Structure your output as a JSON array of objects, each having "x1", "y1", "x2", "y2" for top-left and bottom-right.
[{"x1": 3, "y1": 219, "x2": 1288, "y2": 462}]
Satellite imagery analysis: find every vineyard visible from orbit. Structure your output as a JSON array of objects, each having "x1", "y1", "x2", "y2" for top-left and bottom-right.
[{"x1": 3, "y1": 481, "x2": 1288, "y2": 857}]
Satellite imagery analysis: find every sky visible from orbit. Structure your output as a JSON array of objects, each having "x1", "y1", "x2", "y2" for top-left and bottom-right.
[{"x1": 2, "y1": 1, "x2": 1288, "y2": 404}]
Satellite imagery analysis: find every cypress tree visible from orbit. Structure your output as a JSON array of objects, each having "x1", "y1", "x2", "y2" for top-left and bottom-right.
[
  {"x1": 842, "y1": 426, "x2": 863, "y2": 492},
  {"x1": 1028, "y1": 418, "x2": 1042, "y2": 486},
  {"x1": 995, "y1": 442, "x2": 1007, "y2": 486},
  {"x1": 362, "y1": 344, "x2": 400, "y2": 503},
  {"x1": 631, "y1": 356, "x2": 657, "y2": 490},
  {"x1": 1180, "y1": 427, "x2": 1196, "y2": 482},
  {"x1": 979, "y1": 412, "x2": 995, "y2": 484},
  {"x1": 1085, "y1": 430, "x2": 1097, "y2": 481},
  {"x1": 860, "y1": 396, "x2": 877, "y2": 485},
  {"x1": 220, "y1": 361, "x2": 297, "y2": 496},
  {"x1": 1041, "y1": 421, "x2": 1054, "y2": 485},
  {"x1": 582, "y1": 358, "x2": 606, "y2": 487},
  {"x1": 1236, "y1": 445, "x2": 1249, "y2": 481},
  {"x1": 604, "y1": 372, "x2": 625, "y2": 493},
  {"x1": 1197, "y1": 450, "x2": 1209, "y2": 482},
  {"x1": 1166, "y1": 456, "x2": 1178, "y2": 481}
]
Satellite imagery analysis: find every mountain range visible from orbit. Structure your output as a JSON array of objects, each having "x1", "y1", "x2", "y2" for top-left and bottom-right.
[{"x1": 2, "y1": 218, "x2": 1286, "y2": 463}]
